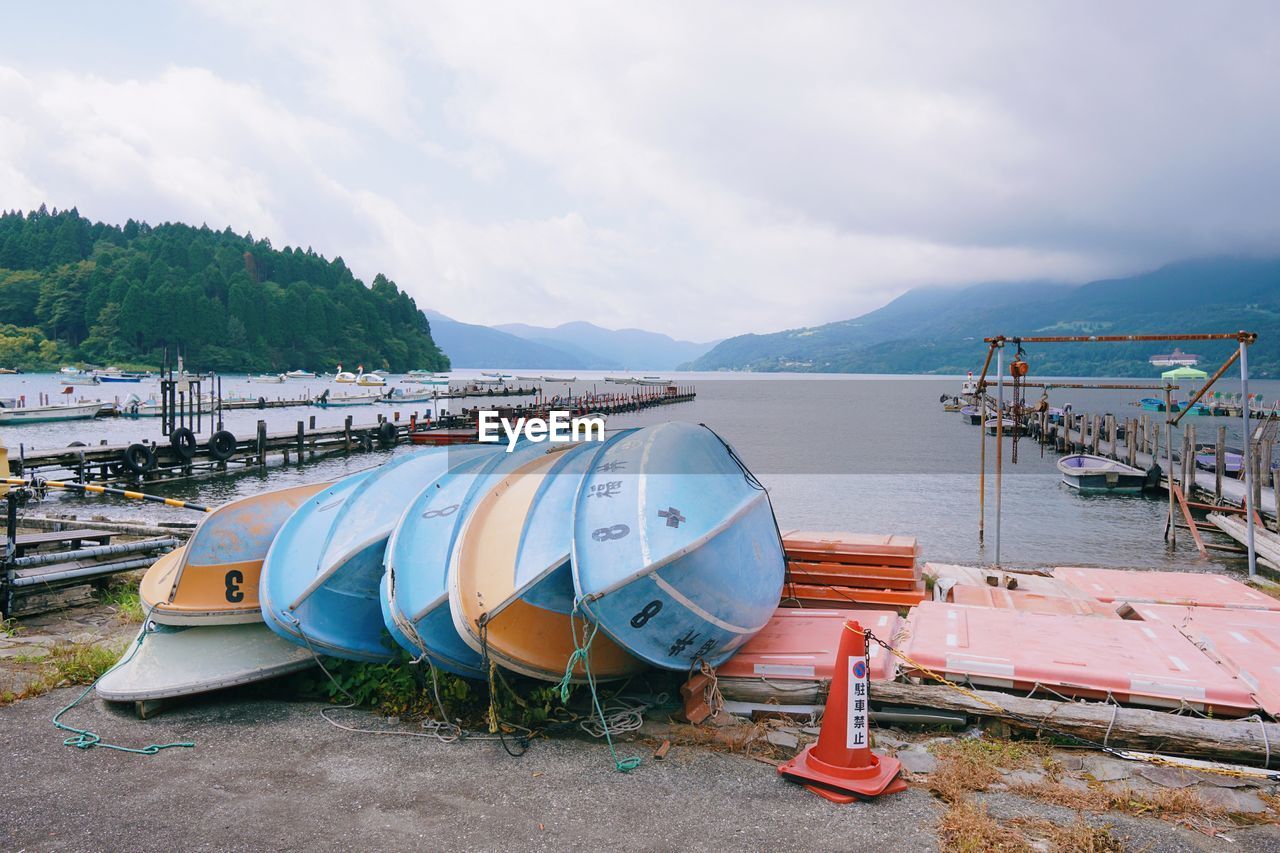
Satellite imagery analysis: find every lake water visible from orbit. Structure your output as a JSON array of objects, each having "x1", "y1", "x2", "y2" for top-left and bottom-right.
[{"x1": 3, "y1": 370, "x2": 1276, "y2": 576}]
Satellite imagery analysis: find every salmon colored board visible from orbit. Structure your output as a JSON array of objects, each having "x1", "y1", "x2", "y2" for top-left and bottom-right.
[
  {"x1": 902, "y1": 601, "x2": 1258, "y2": 716},
  {"x1": 786, "y1": 561, "x2": 920, "y2": 590},
  {"x1": 717, "y1": 608, "x2": 900, "y2": 683},
  {"x1": 1121, "y1": 603, "x2": 1280, "y2": 716},
  {"x1": 782, "y1": 531, "x2": 917, "y2": 568},
  {"x1": 1054, "y1": 567, "x2": 1280, "y2": 612},
  {"x1": 781, "y1": 582, "x2": 927, "y2": 609},
  {"x1": 950, "y1": 585, "x2": 1121, "y2": 619}
]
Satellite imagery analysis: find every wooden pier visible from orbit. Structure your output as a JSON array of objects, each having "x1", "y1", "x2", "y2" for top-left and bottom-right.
[
  {"x1": 1036, "y1": 412, "x2": 1278, "y2": 524},
  {"x1": 4, "y1": 385, "x2": 697, "y2": 487}
]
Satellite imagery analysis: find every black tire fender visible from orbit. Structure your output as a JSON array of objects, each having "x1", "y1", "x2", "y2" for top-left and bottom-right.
[
  {"x1": 122, "y1": 443, "x2": 156, "y2": 474},
  {"x1": 377, "y1": 420, "x2": 397, "y2": 445},
  {"x1": 208, "y1": 430, "x2": 237, "y2": 461},
  {"x1": 170, "y1": 427, "x2": 198, "y2": 460}
]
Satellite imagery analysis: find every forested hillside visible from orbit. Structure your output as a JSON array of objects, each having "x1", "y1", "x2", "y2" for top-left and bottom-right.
[{"x1": 0, "y1": 206, "x2": 448, "y2": 373}]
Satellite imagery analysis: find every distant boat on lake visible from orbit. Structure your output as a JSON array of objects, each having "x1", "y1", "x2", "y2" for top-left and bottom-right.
[
  {"x1": 0, "y1": 400, "x2": 102, "y2": 424},
  {"x1": 1150, "y1": 348, "x2": 1200, "y2": 367},
  {"x1": 1057, "y1": 454, "x2": 1151, "y2": 493}
]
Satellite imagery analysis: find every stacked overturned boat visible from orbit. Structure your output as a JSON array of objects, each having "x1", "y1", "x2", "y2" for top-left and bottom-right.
[{"x1": 98, "y1": 422, "x2": 787, "y2": 704}]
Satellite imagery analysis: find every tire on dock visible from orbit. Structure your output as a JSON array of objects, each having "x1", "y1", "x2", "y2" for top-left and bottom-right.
[
  {"x1": 208, "y1": 430, "x2": 238, "y2": 461},
  {"x1": 122, "y1": 443, "x2": 157, "y2": 475},
  {"x1": 170, "y1": 427, "x2": 198, "y2": 461},
  {"x1": 377, "y1": 420, "x2": 397, "y2": 447}
]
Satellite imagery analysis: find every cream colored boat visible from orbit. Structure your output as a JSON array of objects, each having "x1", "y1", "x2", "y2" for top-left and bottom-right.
[{"x1": 448, "y1": 447, "x2": 646, "y2": 682}]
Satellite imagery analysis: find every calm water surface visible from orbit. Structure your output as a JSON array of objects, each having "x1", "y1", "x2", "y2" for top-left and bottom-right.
[{"x1": 3, "y1": 371, "x2": 1275, "y2": 576}]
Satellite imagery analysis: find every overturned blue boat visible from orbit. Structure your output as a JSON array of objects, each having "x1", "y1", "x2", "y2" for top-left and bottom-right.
[
  {"x1": 571, "y1": 422, "x2": 785, "y2": 670},
  {"x1": 261, "y1": 446, "x2": 489, "y2": 662},
  {"x1": 380, "y1": 441, "x2": 545, "y2": 676}
]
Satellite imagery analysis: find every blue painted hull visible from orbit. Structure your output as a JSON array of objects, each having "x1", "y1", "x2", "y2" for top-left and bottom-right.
[
  {"x1": 381, "y1": 441, "x2": 547, "y2": 677},
  {"x1": 260, "y1": 471, "x2": 379, "y2": 660},
  {"x1": 261, "y1": 447, "x2": 488, "y2": 662},
  {"x1": 514, "y1": 440, "x2": 617, "y2": 614},
  {"x1": 571, "y1": 422, "x2": 785, "y2": 669}
]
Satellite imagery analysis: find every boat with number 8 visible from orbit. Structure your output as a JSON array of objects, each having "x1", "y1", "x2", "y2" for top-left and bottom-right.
[{"x1": 571, "y1": 421, "x2": 785, "y2": 670}]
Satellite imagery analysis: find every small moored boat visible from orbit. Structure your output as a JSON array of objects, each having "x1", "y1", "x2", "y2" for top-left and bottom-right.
[
  {"x1": 1057, "y1": 454, "x2": 1151, "y2": 493},
  {"x1": 0, "y1": 400, "x2": 102, "y2": 424},
  {"x1": 984, "y1": 417, "x2": 1018, "y2": 435}
]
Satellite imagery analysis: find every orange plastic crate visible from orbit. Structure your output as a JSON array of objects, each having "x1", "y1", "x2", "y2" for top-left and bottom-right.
[
  {"x1": 781, "y1": 582, "x2": 927, "y2": 609},
  {"x1": 786, "y1": 561, "x2": 921, "y2": 591},
  {"x1": 782, "y1": 531, "x2": 917, "y2": 568}
]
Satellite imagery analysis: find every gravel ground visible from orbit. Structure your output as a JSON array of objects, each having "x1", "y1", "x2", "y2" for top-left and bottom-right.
[
  {"x1": 1, "y1": 690, "x2": 944, "y2": 852},
  {"x1": 4, "y1": 688, "x2": 1278, "y2": 851}
]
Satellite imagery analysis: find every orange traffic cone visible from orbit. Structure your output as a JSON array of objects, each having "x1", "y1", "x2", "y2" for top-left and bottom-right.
[{"x1": 777, "y1": 620, "x2": 907, "y2": 802}]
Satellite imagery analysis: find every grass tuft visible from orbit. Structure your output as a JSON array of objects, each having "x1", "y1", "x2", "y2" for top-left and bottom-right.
[
  {"x1": 98, "y1": 582, "x2": 145, "y2": 623},
  {"x1": 45, "y1": 639, "x2": 126, "y2": 684},
  {"x1": 938, "y1": 800, "x2": 1030, "y2": 852}
]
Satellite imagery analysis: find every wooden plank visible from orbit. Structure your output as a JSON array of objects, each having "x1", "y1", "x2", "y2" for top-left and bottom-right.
[
  {"x1": 871, "y1": 680, "x2": 1280, "y2": 766},
  {"x1": 1171, "y1": 483, "x2": 1207, "y2": 556}
]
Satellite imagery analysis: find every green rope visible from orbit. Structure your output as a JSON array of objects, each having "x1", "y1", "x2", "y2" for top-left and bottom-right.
[
  {"x1": 51, "y1": 618, "x2": 195, "y2": 756},
  {"x1": 561, "y1": 600, "x2": 640, "y2": 773}
]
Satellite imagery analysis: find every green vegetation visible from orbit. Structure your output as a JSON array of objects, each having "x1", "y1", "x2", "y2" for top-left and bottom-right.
[
  {"x1": 0, "y1": 206, "x2": 449, "y2": 373},
  {"x1": 98, "y1": 580, "x2": 145, "y2": 623},
  {"x1": 688, "y1": 257, "x2": 1280, "y2": 377},
  {"x1": 310, "y1": 651, "x2": 580, "y2": 728}
]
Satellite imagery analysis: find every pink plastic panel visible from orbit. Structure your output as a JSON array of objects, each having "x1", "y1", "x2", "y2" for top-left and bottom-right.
[
  {"x1": 717, "y1": 608, "x2": 900, "y2": 683},
  {"x1": 1124, "y1": 603, "x2": 1280, "y2": 716},
  {"x1": 951, "y1": 585, "x2": 1120, "y2": 618},
  {"x1": 1054, "y1": 567, "x2": 1280, "y2": 611},
  {"x1": 902, "y1": 600, "x2": 1258, "y2": 716}
]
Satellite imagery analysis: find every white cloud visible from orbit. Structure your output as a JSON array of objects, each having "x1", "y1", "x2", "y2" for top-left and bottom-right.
[{"x1": 2, "y1": 2, "x2": 1279, "y2": 339}]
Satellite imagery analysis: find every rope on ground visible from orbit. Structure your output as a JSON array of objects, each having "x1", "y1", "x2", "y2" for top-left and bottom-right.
[
  {"x1": 578, "y1": 693, "x2": 668, "y2": 739},
  {"x1": 560, "y1": 600, "x2": 640, "y2": 772},
  {"x1": 51, "y1": 610, "x2": 196, "y2": 756}
]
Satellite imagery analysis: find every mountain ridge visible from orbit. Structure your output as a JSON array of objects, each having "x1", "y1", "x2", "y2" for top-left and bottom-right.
[{"x1": 686, "y1": 257, "x2": 1280, "y2": 378}]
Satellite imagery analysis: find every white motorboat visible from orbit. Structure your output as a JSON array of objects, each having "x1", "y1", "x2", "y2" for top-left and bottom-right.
[
  {"x1": 1057, "y1": 454, "x2": 1151, "y2": 493},
  {"x1": 0, "y1": 400, "x2": 102, "y2": 424}
]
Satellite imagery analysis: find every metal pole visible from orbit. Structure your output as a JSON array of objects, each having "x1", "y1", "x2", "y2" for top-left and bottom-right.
[
  {"x1": 995, "y1": 344, "x2": 1004, "y2": 567},
  {"x1": 978, "y1": 391, "x2": 987, "y2": 544},
  {"x1": 1241, "y1": 341, "x2": 1257, "y2": 577},
  {"x1": 1164, "y1": 385, "x2": 1175, "y2": 546}
]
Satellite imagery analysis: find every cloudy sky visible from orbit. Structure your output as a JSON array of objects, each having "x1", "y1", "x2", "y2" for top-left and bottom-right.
[{"x1": 2, "y1": 3, "x2": 1278, "y2": 340}]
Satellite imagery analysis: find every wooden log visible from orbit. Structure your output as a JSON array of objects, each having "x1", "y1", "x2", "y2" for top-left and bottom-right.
[
  {"x1": 1091, "y1": 415, "x2": 1101, "y2": 454},
  {"x1": 871, "y1": 680, "x2": 1280, "y2": 766}
]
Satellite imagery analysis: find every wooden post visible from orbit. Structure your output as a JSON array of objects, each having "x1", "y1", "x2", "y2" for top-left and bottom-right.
[
  {"x1": 1164, "y1": 386, "x2": 1175, "y2": 546},
  {"x1": 309, "y1": 415, "x2": 316, "y2": 430},
  {"x1": 1215, "y1": 425, "x2": 1225, "y2": 502},
  {"x1": 344, "y1": 415, "x2": 352, "y2": 452},
  {"x1": 1091, "y1": 415, "x2": 1101, "y2": 455},
  {"x1": 296, "y1": 421, "x2": 305, "y2": 459},
  {"x1": 1253, "y1": 450, "x2": 1264, "y2": 517},
  {"x1": 256, "y1": 419, "x2": 267, "y2": 465},
  {"x1": 1104, "y1": 414, "x2": 1114, "y2": 457},
  {"x1": 1187, "y1": 423, "x2": 1196, "y2": 501},
  {"x1": 1273, "y1": 467, "x2": 1279, "y2": 534},
  {"x1": 1127, "y1": 419, "x2": 1138, "y2": 467}
]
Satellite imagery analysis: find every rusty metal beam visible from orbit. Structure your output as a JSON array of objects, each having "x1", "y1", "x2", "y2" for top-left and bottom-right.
[
  {"x1": 983, "y1": 332, "x2": 1256, "y2": 344},
  {"x1": 1168, "y1": 348, "x2": 1241, "y2": 427}
]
